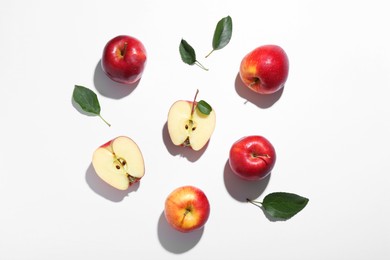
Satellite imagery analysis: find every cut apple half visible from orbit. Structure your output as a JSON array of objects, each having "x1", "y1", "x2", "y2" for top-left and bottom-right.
[
  {"x1": 92, "y1": 136, "x2": 145, "y2": 190},
  {"x1": 167, "y1": 100, "x2": 216, "y2": 151}
]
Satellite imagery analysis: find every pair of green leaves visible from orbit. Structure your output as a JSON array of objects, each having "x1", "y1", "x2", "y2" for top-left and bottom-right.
[
  {"x1": 180, "y1": 16, "x2": 233, "y2": 70},
  {"x1": 247, "y1": 192, "x2": 309, "y2": 220},
  {"x1": 72, "y1": 85, "x2": 111, "y2": 127}
]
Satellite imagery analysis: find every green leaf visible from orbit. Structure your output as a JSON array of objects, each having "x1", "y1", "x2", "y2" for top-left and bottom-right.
[
  {"x1": 206, "y1": 16, "x2": 233, "y2": 58},
  {"x1": 262, "y1": 192, "x2": 309, "y2": 220},
  {"x1": 73, "y1": 85, "x2": 101, "y2": 115},
  {"x1": 213, "y1": 16, "x2": 232, "y2": 50},
  {"x1": 179, "y1": 39, "x2": 196, "y2": 65},
  {"x1": 72, "y1": 85, "x2": 110, "y2": 127},
  {"x1": 196, "y1": 100, "x2": 212, "y2": 115},
  {"x1": 179, "y1": 39, "x2": 208, "y2": 71}
]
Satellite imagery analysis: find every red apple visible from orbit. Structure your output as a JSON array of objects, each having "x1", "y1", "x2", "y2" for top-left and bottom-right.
[
  {"x1": 229, "y1": 135, "x2": 276, "y2": 181},
  {"x1": 164, "y1": 185, "x2": 210, "y2": 233},
  {"x1": 101, "y1": 35, "x2": 147, "y2": 84},
  {"x1": 239, "y1": 45, "x2": 289, "y2": 94}
]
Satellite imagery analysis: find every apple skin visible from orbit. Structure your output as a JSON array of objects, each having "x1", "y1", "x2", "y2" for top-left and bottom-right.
[
  {"x1": 229, "y1": 135, "x2": 276, "y2": 181},
  {"x1": 239, "y1": 45, "x2": 289, "y2": 94},
  {"x1": 101, "y1": 35, "x2": 147, "y2": 84},
  {"x1": 164, "y1": 185, "x2": 210, "y2": 233}
]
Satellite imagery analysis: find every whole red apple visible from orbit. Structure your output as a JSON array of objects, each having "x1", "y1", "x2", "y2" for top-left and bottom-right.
[
  {"x1": 101, "y1": 35, "x2": 147, "y2": 84},
  {"x1": 239, "y1": 45, "x2": 289, "y2": 94},
  {"x1": 164, "y1": 185, "x2": 210, "y2": 233},
  {"x1": 229, "y1": 135, "x2": 276, "y2": 181}
]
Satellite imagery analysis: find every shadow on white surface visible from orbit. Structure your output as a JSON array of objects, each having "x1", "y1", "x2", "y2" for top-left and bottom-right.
[
  {"x1": 85, "y1": 163, "x2": 139, "y2": 202},
  {"x1": 157, "y1": 211, "x2": 204, "y2": 254},
  {"x1": 234, "y1": 73, "x2": 284, "y2": 108},
  {"x1": 162, "y1": 122, "x2": 207, "y2": 162},
  {"x1": 223, "y1": 160, "x2": 271, "y2": 202},
  {"x1": 93, "y1": 60, "x2": 139, "y2": 99}
]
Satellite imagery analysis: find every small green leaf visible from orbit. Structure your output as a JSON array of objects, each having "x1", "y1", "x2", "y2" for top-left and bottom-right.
[
  {"x1": 206, "y1": 16, "x2": 233, "y2": 58},
  {"x1": 179, "y1": 39, "x2": 208, "y2": 71},
  {"x1": 196, "y1": 100, "x2": 212, "y2": 115},
  {"x1": 213, "y1": 16, "x2": 232, "y2": 50},
  {"x1": 179, "y1": 39, "x2": 196, "y2": 65},
  {"x1": 72, "y1": 85, "x2": 110, "y2": 127},
  {"x1": 262, "y1": 192, "x2": 309, "y2": 220},
  {"x1": 73, "y1": 85, "x2": 101, "y2": 115}
]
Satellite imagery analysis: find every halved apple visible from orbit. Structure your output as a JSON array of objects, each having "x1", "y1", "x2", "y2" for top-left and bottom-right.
[
  {"x1": 167, "y1": 91, "x2": 216, "y2": 151},
  {"x1": 92, "y1": 136, "x2": 145, "y2": 190}
]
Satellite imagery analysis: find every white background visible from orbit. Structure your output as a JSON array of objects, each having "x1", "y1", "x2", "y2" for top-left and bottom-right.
[{"x1": 1, "y1": 0, "x2": 389, "y2": 259}]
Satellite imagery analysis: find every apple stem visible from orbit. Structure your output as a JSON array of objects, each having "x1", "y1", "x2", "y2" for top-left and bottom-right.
[
  {"x1": 247, "y1": 198, "x2": 263, "y2": 209},
  {"x1": 121, "y1": 42, "x2": 128, "y2": 57},
  {"x1": 190, "y1": 89, "x2": 199, "y2": 117},
  {"x1": 181, "y1": 208, "x2": 191, "y2": 224},
  {"x1": 99, "y1": 114, "x2": 111, "y2": 127},
  {"x1": 248, "y1": 78, "x2": 259, "y2": 89},
  {"x1": 205, "y1": 49, "x2": 214, "y2": 58},
  {"x1": 252, "y1": 153, "x2": 270, "y2": 165},
  {"x1": 195, "y1": 60, "x2": 209, "y2": 71}
]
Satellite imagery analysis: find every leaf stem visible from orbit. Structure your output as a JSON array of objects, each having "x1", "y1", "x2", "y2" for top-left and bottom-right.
[
  {"x1": 99, "y1": 114, "x2": 111, "y2": 127},
  {"x1": 205, "y1": 49, "x2": 214, "y2": 58},
  {"x1": 195, "y1": 60, "x2": 209, "y2": 71},
  {"x1": 246, "y1": 198, "x2": 263, "y2": 209}
]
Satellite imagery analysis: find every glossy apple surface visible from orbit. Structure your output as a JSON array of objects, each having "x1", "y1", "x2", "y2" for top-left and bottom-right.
[
  {"x1": 167, "y1": 100, "x2": 216, "y2": 151},
  {"x1": 239, "y1": 45, "x2": 289, "y2": 94},
  {"x1": 92, "y1": 136, "x2": 145, "y2": 190},
  {"x1": 101, "y1": 35, "x2": 147, "y2": 84},
  {"x1": 164, "y1": 185, "x2": 210, "y2": 233},
  {"x1": 229, "y1": 135, "x2": 276, "y2": 181}
]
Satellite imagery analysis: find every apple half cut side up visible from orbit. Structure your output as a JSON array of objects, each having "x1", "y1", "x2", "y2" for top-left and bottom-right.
[
  {"x1": 167, "y1": 101, "x2": 216, "y2": 151},
  {"x1": 92, "y1": 136, "x2": 145, "y2": 190}
]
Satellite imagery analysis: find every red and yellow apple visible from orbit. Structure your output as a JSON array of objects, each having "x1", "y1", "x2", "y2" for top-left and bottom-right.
[
  {"x1": 167, "y1": 91, "x2": 216, "y2": 151},
  {"x1": 164, "y1": 185, "x2": 210, "y2": 233},
  {"x1": 101, "y1": 35, "x2": 147, "y2": 84},
  {"x1": 92, "y1": 136, "x2": 145, "y2": 190},
  {"x1": 239, "y1": 45, "x2": 289, "y2": 94},
  {"x1": 229, "y1": 135, "x2": 276, "y2": 181}
]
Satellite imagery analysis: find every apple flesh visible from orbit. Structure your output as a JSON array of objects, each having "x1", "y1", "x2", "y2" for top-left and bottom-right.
[
  {"x1": 164, "y1": 185, "x2": 210, "y2": 233},
  {"x1": 167, "y1": 100, "x2": 216, "y2": 151},
  {"x1": 239, "y1": 45, "x2": 289, "y2": 94},
  {"x1": 101, "y1": 35, "x2": 147, "y2": 84},
  {"x1": 92, "y1": 136, "x2": 145, "y2": 190},
  {"x1": 229, "y1": 135, "x2": 276, "y2": 181}
]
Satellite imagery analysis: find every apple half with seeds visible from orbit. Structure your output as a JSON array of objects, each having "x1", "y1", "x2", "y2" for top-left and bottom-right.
[
  {"x1": 92, "y1": 136, "x2": 145, "y2": 190},
  {"x1": 167, "y1": 90, "x2": 216, "y2": 151}
]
